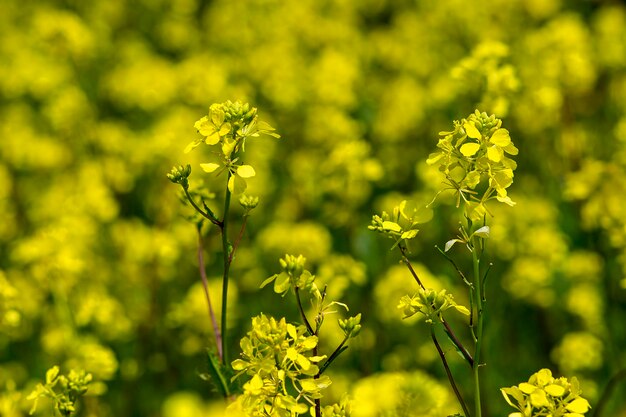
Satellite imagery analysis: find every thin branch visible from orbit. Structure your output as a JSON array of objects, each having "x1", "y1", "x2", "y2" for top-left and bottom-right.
[
  {"x1": 220, "y1": 173, "x2": 233, "y2": 366},
  {"x1": 295, "y1": 287, "x2": 315, "y2": 335},
  {"x1": 399, "y1": 245, "x2": 425, "y2": 289},
  {"x1": 431, "y1": 327, "x2": 471, "y2": 417},
  {"x1": 442, "y1": 319, "x2": 474, "y2": 367},
  {"x1": 184, "y1": 188, "x2": 222, "y2": 226},
  {"x1": 399, "y1": 245, "x2": 473, "y2": 367},
  {"x1": 435, "y1": 245, "x2": 472, "y2": 287},
  {"x1": 228, "y1": 215, "x2": 248, "y2": 265},
  {"x1": 481, "y1": 263, "x2": 493, "y2": 301},
  {"x1": 318, "y1": 336, "x2": 349, "y2": 375},
  {"x1": 197, "y1": 226, "x2": 222, "y2": 361}
]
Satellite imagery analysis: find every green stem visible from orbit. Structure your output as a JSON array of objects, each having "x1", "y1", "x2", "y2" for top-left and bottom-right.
[
  {"x1": 183, "y1": 188, "x2": 221, "y2": 226},
  {"x1": 318, "y1": 336, "x2": 349, "y2": 375},
  {"x1": 228, "y1": 215, "x2": 248, "y2": 265},
  {"x1": 295, "y1": 286, "x2": 315, "y2": 335},
  {"x1": 472, "y1": 238, "x2": 484, "y2": 417},
  {"x1": 220, "y1": 172, "x2": 233, "y2": 366},
  {"x1": 400, "y1": 245, "x2": 474, "y2": 367},
  {"x1": 431, "y1": 326, "x2": 471, "y2": 417},
  {"x1": 197, "y1": 226, "x2": 223, "y2": 361}
]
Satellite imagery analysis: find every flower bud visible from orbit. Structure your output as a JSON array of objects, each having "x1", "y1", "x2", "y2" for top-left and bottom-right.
[
  {"x1": 339, "y1": 313, "x2": 362, "y2": 338},
  {"x1": 239, "y1": 194, "x2": 259, "y2": 210},
  {"x1": 279, "y1": 254, "x2": 306, "y2": 277},
  {"x1": 166, "y1": 164, "x2": 192, "y2": 189}
]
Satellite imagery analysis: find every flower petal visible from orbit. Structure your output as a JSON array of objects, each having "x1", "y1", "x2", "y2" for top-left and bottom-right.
[
  {"x1": 566, "y1": 398, "x2": 591, "y2": 414},
  {"x1": 200, "y1": 163, "x2": 220, "y2": 173},
  {"x1": 487, "y1": 145, "x2": 503, "y2": 162},
  {"x1": 464, "y1": 122, "x2": 481, "y2": 139},
  {"x1": 460, "y1": 142, "x2": 481, "y2": 156},
  {"x1": 194, "y1": 116, "x2": 213, "y2": 136},
  {"x1": 205, "y1": 133, "x2": 220, "y2": 145},
  {"x1": 237, "y1": 165, "x2": 256, "y2": 178},
  {"x1": 490, "y1": 128, "x2": 511, "y2": 147},
  {"x1": 184, "y1": 140, "x2": 201, "y2": 153}
]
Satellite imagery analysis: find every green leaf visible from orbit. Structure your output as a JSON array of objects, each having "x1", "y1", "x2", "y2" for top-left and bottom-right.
[
  {"x1": 460, "y1": 142, "x2": 481, "y2": 156},
  {"x1": 464, "y1": 122, "x2": 481, "y2": 139},
  {"x1": 237, "y1": 165, "x2": 256, "y2": 178},
  {"x1": 490, "y1": 128, "x2": 511, "y2": 147},
  {"x1": 206, "y1": 350, "x2": 231, "y2": 397},
  {"x1": 200, "y1": 163, "x2": 220, "y2": 173}
]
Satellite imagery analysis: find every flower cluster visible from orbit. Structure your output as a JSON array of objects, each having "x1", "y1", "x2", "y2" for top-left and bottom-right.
[
  {"x1": 398, "y1": 288, "x2": 470, "y2": 323},
  {"x1": 166, "y1": 164, "x2": 192, "y2": 189},
  {"x1": 427, "y1": 110, "x2": 518, "y2": 220},
  {"x1": 320, "y1": 396, "x2": 351, "y2": 417},
  {"x1": 230, "y1": 315, "x2": 331, "y2": 416},
  {"x1": 368, "y1": 200, "x2": 431, "y2": 249},
  {"x1": 501, "y1": 368, "x2": 591, "y2": 417},
  {"x1": 27, "y1": 366, "x2": 93, "y2": 417},
  {"x1": 261, "y1": 254, "x2": 317, "y2": 296},
  {"x1": 184, "y1": 100, "x2": 280, "y2": 194},
  {"x1": 338, "y1": 314, "x2": 362, "y2": 338}
]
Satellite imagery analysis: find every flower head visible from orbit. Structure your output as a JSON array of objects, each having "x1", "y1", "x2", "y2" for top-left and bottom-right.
[
  {"x1": 427, "y1": 110, "x2": 518, "y2": 220},
  {"x1": 184, "y1": 100, "x2": 280, "y2": 195},
  {"x1": 501, "y1": 369, "x2": 591, "y2": 417}
]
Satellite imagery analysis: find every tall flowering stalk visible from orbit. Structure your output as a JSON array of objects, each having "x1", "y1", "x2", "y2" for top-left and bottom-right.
[
  {"x1": 167, "y1": 100, "x2": 279, "y2": 396},
  {"x1": 370, "y1": 110, "x2": 519, "y2": 417}
]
